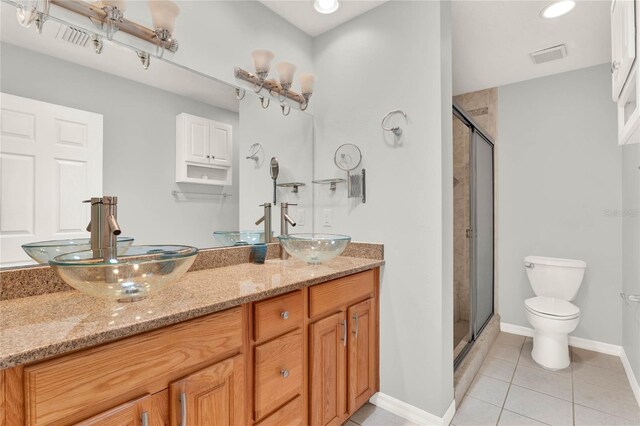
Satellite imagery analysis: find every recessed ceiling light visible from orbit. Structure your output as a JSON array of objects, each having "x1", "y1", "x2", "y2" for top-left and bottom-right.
[
  {"x1": 540, "y1": 0, "x2": 576, "y2": 18},
  {"x1": 314, "y1": 0, "x2": 339, "y2": 14}
]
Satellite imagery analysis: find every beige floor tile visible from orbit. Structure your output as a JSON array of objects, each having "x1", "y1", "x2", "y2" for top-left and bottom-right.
[
  {"x1": 573, "y1": 377, "x2": 640, "y2": 422},
  {"x1": 512, "y1": 364, "x2": 572, "y2": 401},
  {"x1": 571, "y1": 347, "x2": 626, "y2": 373},
  {"x1": 345, "y1": 421, "x2": 359, "y2": 426},
  {"x1": 574, "y1": 404, "x2": 640, "y2": 426},
  {"x1": 467, "y1": 374, "x2": 510, "y2": 407},
  {"x1": 573, "y1": 360, "x2": 634, "y2": 393},
  {"x1": 479, "y1": 356, "x2": 518, "y2": 382},
  {"x1": 504, "y1": 385, "x2": 573, "y2": 426},
  {"x1": 488, "y1": 343, "x2": 522, "y2": 363},
  {"x1": 495, "y1": 332, "x2": 526, "y2": 348},
  {"x1": 518, "y1": 341, "x2": 572, "y2": 376},
  {"x1": 348, "y1": 403, "x2": 417, "y2": 426},
  {"x1": 451, "y1": 396, "x2": 502, "y2": 426},
  {"x1": 498, "y1": 409, "x2": 549, "y2": 426}
]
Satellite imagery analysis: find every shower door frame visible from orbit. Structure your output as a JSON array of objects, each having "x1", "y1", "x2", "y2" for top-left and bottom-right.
[{"x1": 453, "y1": 103, "x2": 496, "y2": 369}]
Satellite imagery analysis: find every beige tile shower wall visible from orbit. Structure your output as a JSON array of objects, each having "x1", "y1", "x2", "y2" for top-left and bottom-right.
[
  {"x1": 453, "y1": 116, "x2": 470, "y2": 323},
  {"x1": 454, "y1": 88, "x2": 498, "y2": 141},
  {"x1": 453, "y1": 88, "x2": 498, "y2": 322}
]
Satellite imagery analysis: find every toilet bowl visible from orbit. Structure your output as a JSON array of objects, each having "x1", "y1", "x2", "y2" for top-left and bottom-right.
[
  {"x1": 525, "y1": 296, "x2": 580, "y2": 370},
  {"x1": 523, "y1": 256, "x2": 586, "y2": 370}
]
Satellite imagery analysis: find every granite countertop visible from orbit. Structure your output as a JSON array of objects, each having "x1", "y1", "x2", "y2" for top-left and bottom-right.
[{"x1": 0, "y1": 256, "x2": 383, "y2": 369}]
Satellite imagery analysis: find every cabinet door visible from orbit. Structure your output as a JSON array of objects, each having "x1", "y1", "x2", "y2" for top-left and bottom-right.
[
  {"x1": 182, "y1": 114, "x2": 211, "y2": 164},
  {"x1": 611, "y1": 0, "x2": 636, "y2": 100},
  {"x1": 75, "y1": 394, "x2": 151, "y2": 426},
  {"x1": 347, "y1": 299, "x2": 376, "y2": 414},
  {"x1": 310, "y1": 312, "x2": 347, "y2": 426},
  {"x1": 169, "y1": 354, "x2": 244, "y2": 426},
  {"x1": 209, "y1": 121, "x2": 232, "y2": 167}
]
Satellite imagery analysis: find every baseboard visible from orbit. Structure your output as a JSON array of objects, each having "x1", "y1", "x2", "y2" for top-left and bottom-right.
[
  {"x1": 499, "y1": 322, "x2": 623, "y2": 355},
  {"x1": 369, "y1": 392, "x2": 456, "y2": 426},
  {"x1": 620, "y1": 348, "x2": 640, "y2": 406}
]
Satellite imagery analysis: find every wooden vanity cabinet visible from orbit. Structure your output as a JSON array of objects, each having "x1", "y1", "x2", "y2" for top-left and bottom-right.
[
  {"x1": 73, "y1": 394, "x2": 154, "y2": 426},
  {"x1": 0, "y1": 268, "x2": 379, "y2": 426},
  {"x1": 169, "y1": 355, "x2": 245, "y2": 426},
  {"x1": 308, "y1": 270, "x2": 379, "y2": 426}
]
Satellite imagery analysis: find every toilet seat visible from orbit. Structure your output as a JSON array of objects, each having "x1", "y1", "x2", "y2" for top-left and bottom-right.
[{"x1": 525, "y1": 297, "x2": 580, "y2": 320}]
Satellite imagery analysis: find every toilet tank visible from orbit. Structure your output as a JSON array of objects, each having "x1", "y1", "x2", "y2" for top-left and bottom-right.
[{"x1": 524, "y1": 255, "x2": 586, "y2": 301}]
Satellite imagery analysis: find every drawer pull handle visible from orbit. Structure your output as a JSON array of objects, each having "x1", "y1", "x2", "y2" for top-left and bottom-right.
[
  {"x1": 280, "y1": 369, "x2": 290, "y2": 378},
  {"x1": 180, "y1": 391, "x2": 187, "y2": 426},
  {"x1": 141, "y1": 411, "x2": 149, "y2": 426},
  {"x1": 341, "y1": 320, "x2": 347, "y2": 347},
  {"x1": 353, "y1": 313, "x2": 359, "y2": 338},
  {"x1": 280, "y1": 311, "x2": 289, "y2": 320}
]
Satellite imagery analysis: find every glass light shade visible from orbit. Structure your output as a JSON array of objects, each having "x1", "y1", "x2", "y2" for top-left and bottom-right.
[
  {"x1": 16, "y1": 0, "x2": 38, "y2": 27},
  {"x1": 277, "y1": 62, "x2": 297, "y2": 86},
  {"x1": 148, "y1": 0, "x2": 179, "y2": 32},
  {"x1": 299, "y1": 73, "x2": 316, "y2": 94},
  {"x1": 252, "y1": 49, "x2": 275, "y2": 73},
  {"x1": 314, "y1": 0, "x2": 339, "y2": 14},
  {"x1": 540, "y1": 0, "x2": 575, "y2": 18},
  {"x1": 98, "y1": 0, "x2": 126, "y2": 11}
]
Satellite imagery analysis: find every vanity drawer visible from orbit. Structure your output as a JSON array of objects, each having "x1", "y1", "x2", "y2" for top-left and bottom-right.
[
  {"x1": 23, "y1": 307, "x2": 242, "y2": 426},
  {"x1": 309, "y1": 270, "x2": 375, "y2": 318},
  {"x1": 253, "y1": 290, "x2": 302, "y2": 342},
  {"x1": 254, "y1": 328, "x2": 303, "y2": 420},
  {"x1": 255, "y1": 395, "x2": 303, "y2": 426}
]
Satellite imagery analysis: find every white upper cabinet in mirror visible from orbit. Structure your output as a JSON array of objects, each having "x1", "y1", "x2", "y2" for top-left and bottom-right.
[{"x1": 0, "y1": 0, "x2": 315, "y2": 267}]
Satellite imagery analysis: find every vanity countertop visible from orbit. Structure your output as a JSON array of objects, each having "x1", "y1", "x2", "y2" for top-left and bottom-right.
[{"x1": 0, "y1": 256, "x2": 384, "y2": 369}]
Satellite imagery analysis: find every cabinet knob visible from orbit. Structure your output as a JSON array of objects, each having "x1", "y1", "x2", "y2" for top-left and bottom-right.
[
  {"x1": 206, "y1": 155, "x2": 211, "y2": 158},
  {"x1": 280, "y1": 311, "x2": 289, "y2": 320},
  {"x1": 280, "y1": 369, "x2": 289, "y2": 378}
]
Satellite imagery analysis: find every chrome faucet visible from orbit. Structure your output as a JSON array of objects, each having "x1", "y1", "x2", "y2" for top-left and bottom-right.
[
  {"x1": 85, "y1": 196, "x2": 122, "y2": 262},
  {"x1": 255, "y1": 202, "x2": 272, "y2": 243},
  {"x1": 280, "y1": 202, "x2": 297, "y2": 259}
]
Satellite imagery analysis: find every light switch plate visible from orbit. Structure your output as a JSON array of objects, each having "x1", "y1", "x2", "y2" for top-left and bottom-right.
[{"x1": 322, "y1": 209, "x2": 332, "y2": 227}]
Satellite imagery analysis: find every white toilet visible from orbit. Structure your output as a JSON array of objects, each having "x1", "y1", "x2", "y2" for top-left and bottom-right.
[{"x1": 523, "y1": 255, "x2": 586, "y2": 370}]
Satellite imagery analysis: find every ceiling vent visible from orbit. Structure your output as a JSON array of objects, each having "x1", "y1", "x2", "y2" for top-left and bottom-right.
[
  {"x1": 530, "y1": 44, "x2": 568, "y2": 64},
  {"x1": 55, "y1": 24, "x2": 91, "y2": 48}
]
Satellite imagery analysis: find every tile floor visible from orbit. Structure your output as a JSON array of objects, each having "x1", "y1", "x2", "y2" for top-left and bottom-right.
[{"x1": 452, "y1": 332, "x2": 640, "y2": 426}]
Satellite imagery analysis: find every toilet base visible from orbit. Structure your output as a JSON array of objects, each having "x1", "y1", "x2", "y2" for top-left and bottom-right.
[{"x1": 531, "y1": 331, "x2": 570, "y2": 371}]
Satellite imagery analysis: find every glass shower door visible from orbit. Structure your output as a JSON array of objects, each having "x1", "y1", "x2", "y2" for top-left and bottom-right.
[{"x1": 470, "y1": 129, "x2": 495, "y2": 337}]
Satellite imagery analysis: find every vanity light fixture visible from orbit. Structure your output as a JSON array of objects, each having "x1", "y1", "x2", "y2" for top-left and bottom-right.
[
  {"x1": 540, "y1": 0, "x2": 575, "y2": 18},
  {"x1": 251, "y1": 49, "x2": 275, "y2": 92},
  {"x1": 235, "y1": 52, "x2": 316, "y2": 115},
  {"x1": 148, "y1": 0, "x2": 180, "y2": 57},
  {"x1": 15, "y1": 0, "x2": 50, "y2": 33},
  {"x1": 93, "y1": 0, "x2": 125, "y2": 40},
  {"x1": 314, "y1": 0, "x2": 339, "y2": 14},
  {"x1": 15, "y1": 0, "x2": 180, "y2": 66}
]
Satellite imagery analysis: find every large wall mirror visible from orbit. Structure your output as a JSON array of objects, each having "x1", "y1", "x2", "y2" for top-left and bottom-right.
[{"x1": 0, "y1": 1, "x2": 314, "y2": 267}]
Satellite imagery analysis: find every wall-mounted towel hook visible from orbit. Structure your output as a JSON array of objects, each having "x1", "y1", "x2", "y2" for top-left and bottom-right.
[
  {"x1": 259, "y1": 96, "x2": 270, "y2": 109},
  {"x1": 246, "y1": 143, "x2": 264, "y2": 164},
  {"x1": 382, "y1": 110, "x2": 407, "y2": 136},
  {"x1": 235, "y1": 87, "x2": 246, "y2": 100}
]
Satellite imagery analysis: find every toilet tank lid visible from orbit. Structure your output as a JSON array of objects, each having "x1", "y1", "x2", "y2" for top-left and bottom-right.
[{"x1": 524, "y1": 255, "x2": 586, "y2": 268}]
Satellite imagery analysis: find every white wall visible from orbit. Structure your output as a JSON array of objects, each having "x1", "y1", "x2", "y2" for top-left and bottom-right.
[
  {"x1": 497, "y1": 64, "x2": 623, "y2": 345},
  {"x1": 0, "y1": 42, "x2": 239, "y2": 249},
  {"x1": 621, "y1": 142, "x2": 640, "y2": 385},
  {"x1": 50, "y1": 1, "x2": 314, "y2": 88},
  {"x1": 312, "y1": 1, "x2": 454, "y2": 417},
  {"x1": 238, "y1": 97, "x2": 314, "y2": 235}
]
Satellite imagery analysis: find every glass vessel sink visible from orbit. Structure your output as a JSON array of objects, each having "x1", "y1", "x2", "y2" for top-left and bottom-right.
[
  {"x1": 49, "y1": 245, "x2": 198, "y2": 302},
  {"x1": 277, "y1": 233, "x2": 351, "y2": 264},
  {"x1": 22, "y1": 236, "x2": 134, "y2": 264},
  {"x1": 213, "y1": 231, "x2": 272, "y2": 247}
]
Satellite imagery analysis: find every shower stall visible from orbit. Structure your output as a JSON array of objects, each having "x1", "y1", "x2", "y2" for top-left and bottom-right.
[{"x1": 452, "y1": 104, "x2": 495, "y2": 367}]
